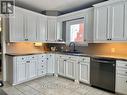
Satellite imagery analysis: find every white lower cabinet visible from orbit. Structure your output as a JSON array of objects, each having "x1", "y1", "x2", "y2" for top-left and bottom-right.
[
  {"x1": 116, "y1": 60, "x2": 127, "y2": 95},
  {"x1": 78, "y1": 57, "x2": 90, "y2": 84},
  {"x1": 27, "y1": 60, "x2": 37, "y2": 79},
  {"x1": 16, "y1": 59, "x2": 27, "y2": 83},
  {"x1": 6, "y1": 54, "x2": 47, "y2": 85},
  {"x1": 46, "y1": 54, "x2": 55, "y2": 74},
  {"x1": 57, "y1": 57, "x2": 66, "y2": 76},
  {"x1": 66, "y1": 58, "x2": 75, "y2": 79},
  {"x1": 56, "y1": 54, "x2": 90, "y2": 83}
]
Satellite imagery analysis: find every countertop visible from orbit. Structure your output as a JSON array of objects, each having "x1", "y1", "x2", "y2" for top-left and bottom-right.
[{"x1": 5, "y1": 52, "x2": 127, "y2": 61}]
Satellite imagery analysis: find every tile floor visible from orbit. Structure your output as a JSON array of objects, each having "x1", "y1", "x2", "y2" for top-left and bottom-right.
[{"x1": 1, "y1": 76, "x2": 115, "y2": 95}]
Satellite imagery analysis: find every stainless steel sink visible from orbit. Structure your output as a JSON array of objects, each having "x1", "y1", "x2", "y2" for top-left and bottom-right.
[
  {"x1": 62, "y1": 51, "x2": 82, "y2": 54},
  {"x1": 73, "y1": 53, "x2": 88, "y2": 56}
]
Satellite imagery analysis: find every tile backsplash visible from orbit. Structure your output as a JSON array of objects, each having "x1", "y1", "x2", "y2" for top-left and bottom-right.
[
  {"x1": 6, "y1": 42, "x2": 127, "y2": 56},
  {"x1": 6, "y1": 42, "x2": 48, "y2": 54}
]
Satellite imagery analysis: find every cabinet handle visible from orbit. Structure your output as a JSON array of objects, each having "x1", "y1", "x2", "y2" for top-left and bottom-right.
[
  {"x1": 78, "y1": 62, "x2": 80, "y2": 64},
  {"x1": 69, "y1": 57, "x2": 71, "y2": 59},
  {"x1": 42, "y1": 60, "x2": 43, "y2": 62},
  {"x1": 42, "y1": 66, "x2": 43, "y2": 67},
  {"x1": 126, "y1": 81, "x2": 127, "y2": 83},
  {"x1": 26, "y1": 61, "x2": 30, "y2": 63},
  {"x1": 42, "y1": 71, "x2": 43, "y2": 73},
  {"x1": 125, "y1": 64, "x2": 127, "y2": 66}
]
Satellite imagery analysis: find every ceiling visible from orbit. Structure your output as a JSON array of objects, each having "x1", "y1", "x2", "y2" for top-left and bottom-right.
[{"x1": 16, "y1": 0, "x2": 107, "y2": 14}]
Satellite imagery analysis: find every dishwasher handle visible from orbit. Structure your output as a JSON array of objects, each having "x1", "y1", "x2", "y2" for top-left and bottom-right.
[{"x1": 92, "y1": 59, "x2": 116, "y2": 64}]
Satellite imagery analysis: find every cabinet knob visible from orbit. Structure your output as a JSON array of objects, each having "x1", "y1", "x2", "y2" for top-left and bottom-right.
[
  {"x1": 125, "y1": 64, "x2": 127, "y2": 66},
  {"x1": 42, "y1": 60, "x2": 43, "y2": 62},
  {"x1": 78, "y1": 62, "x2": 80, "y2": 64},
  {"x1": 126, "y1": 81, "x2": 127, "y2": 83}
]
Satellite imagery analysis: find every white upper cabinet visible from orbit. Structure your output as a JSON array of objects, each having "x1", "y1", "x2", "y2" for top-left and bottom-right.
[
  {"x1": 110, "y1": 3, "x2": 126, "y2": 41},
  {"x1": 94, "y1": 0, "x2": 127, "y2": 42},
  {"x1": 94, "y1": 6, "x2": 109, "y2": 41},
  {"x1": 9, "y1": 7, "x2": 25, "y2": 42},
  {"x1": 125, "y1": 2, "x2": 127, "y2": 39},
  {"x1": 25, "y1": 13, "x2": 37, "y2": 41},
  {"x1": 47, "y1": 16, "x2": 57, "y2": 42},
  {"x1": 8, "y1": 6, "x2": 48, "y2": 42},
  {"x1": 36, "y1": 15, "x2": 47, "y2": 42}
]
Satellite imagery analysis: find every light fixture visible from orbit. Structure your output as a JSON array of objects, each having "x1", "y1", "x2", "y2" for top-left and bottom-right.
[{"x1": 34, "y1": 42, "x2": 43, "y2": 46}]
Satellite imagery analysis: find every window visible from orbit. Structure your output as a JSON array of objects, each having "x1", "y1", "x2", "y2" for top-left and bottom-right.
[{"x1": 66, "y1": 18, "x2": 85, "y2": 43}]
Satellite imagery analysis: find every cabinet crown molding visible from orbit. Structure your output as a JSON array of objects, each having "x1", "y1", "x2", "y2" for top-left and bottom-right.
[{"x1": 93, "y1": 0, "x2": 126, "y2": 8}]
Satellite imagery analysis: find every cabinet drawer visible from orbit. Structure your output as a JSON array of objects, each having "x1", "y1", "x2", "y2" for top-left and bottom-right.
[
  {"x1": 38, "y1": 64, "x2": 46, "y2": 70},
  {"x1": 116, "y1": 75, "x2": 127, "y2": 95},
  {"x1": 116, "y1": 68, "x2": 127, "y2": 76},
  {"x1": 16, "y1": 56, "x2": 27, "y2": 61},
  {"x1": 67, "y1": 55, "x2": 78, "y2": 60},
  {"x1": 38, "y1": 54, "x2": 47, "y2": 59},
  {"x1": 38, "y1": 69, "x2": 46, "y2": 76},
  {"x1": 57, "y1": 55, "x2": 67, "y2": 59},
  {"x1": 78, "y1": 57, "x2": 90, "y2": 62},
  {"x1": 116, "y1": 60, "x2": 127, "y2": 68}
]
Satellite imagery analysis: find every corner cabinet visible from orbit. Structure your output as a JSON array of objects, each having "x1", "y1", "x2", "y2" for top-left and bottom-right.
[
  {"x1": 6, "y1": 54, "x2": 47, "y2": 85},
  {"x1": 8, "y1": 6, "x2": 47, "y2": 42},
  {"x1": 94, "y1": 1, "x2": 127, "y2": 42},
  {"x1": 47, "y1": 16, "x2": 57, "y2": 42}
]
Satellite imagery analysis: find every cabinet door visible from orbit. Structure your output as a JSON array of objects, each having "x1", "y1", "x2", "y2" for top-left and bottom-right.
[
  {"x1": 27, "y1": 60, "x2": 37, "y2": 79},
  {"x1": 66, "y1": 60, "x2": 75, "y2": 79},
  {"x1": 16, "y1": 61, "x2": 26, "y2": 83},
  {"x1": 94, "y1": 6, "x2": 109, "y2": 41},
  {"x1": 9, "y1": 7, "x2": 25, "y2": 42},
  {"x1": 47, "y1": 54, "x2": 55, "y2": 74},
  {"x1": 57, "y1": 58, "x2": 66, "y2": 76},
  {"x1": 56, "y1": 21, "x2": 63, "y2": 42},
  {"x1": 110, "y1": 3, "x2": 126, "y2": 41},
  {"x1": 36, "y1": 15, "x2": 47, "y2": 42},
  {"x1": 25, "y1": 13, "x2": 37, "y2": 41},
  {"x1": 125, "y1": 3, "x2": 127, "y2": 40},
  {"x1": 47, "y1": 17, "x2": 57, "y2": 42},
  {"x1": 116, "y1": 75, "x2": 127, "y2": 95},
  {"x1": 79, "y1": 62, "x2": 90, "y2": 84}
]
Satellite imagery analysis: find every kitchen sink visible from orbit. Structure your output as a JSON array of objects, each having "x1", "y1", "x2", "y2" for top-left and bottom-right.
[{"x1": 62, "y1": 51, "x2": 82, "y2": 54}]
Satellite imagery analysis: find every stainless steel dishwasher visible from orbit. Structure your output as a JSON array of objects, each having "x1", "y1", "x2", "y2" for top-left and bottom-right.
[{"x1": 90, "y1": 57, "x2": 116, "y2": 92}]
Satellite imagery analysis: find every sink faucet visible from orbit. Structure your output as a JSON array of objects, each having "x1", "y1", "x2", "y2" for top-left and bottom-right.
[{"x1": 69, "y1": 42, "x2": 76, "y2": 52}]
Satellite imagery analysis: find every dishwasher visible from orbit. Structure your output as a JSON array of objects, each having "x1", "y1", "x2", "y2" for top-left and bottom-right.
[{"x1": 90, "y1": 57, "x2": 116, "y2": 92}]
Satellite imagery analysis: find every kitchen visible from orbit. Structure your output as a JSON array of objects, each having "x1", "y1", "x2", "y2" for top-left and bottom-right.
[{"x1": 0, "y1": 0, "x2": 127, "y2": 95}]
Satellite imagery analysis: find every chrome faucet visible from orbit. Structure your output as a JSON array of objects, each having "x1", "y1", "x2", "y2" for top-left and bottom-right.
[{"x1": 69, "y1": 42, "x2": 76, "y2": 52}]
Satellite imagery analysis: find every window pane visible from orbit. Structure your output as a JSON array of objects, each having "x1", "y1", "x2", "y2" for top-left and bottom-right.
[{"x1": 70, "y1": 22, "x2": 84, "y2": 42}]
